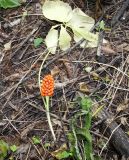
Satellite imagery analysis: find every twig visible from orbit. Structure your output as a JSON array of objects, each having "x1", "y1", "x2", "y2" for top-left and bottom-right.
[
  {"x1": 72, "y1": 60, "x2": 129, "y2": 78},
  {"x1": 99, "y1": 124, "x2": 121, "y2": 156},
  {"x1": 25, "y1": 145, "x2": 31, "y2": 160},
  {"x1": 111, "y1": 0, "x2": 129, "y2": 26},
  {"x1": 29, "y1": 138, "x2": 45, "y2": 160},
  {"x1": 97, "y1": 109, "x2": 129, "y2": 157}
]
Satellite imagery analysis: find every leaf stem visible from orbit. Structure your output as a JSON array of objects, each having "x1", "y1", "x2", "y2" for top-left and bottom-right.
[
  {"x1": 38, "y1": 51, "x2": 50, "y2": 88},
  {"x1": 45, "y1": 96, "x2": 56, "y2": 141}
]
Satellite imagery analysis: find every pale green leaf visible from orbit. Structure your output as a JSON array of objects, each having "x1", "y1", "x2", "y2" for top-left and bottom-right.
[
  {"x1": 22, "y1": 10, "x2": 28, "y2": 18},
  {"x1": 10, "y1": 145, "x2": 17, "y2": 152},
  {"x1": 0, "y1": 140, "x2": 9, "y2": 159},
  {"x1": 45, "y1": 28, "x2": 58, "y2": 54},
  {"x1": 44, "y1": 142, "x2": 51, "y2": 148},
  {"x1": 59, "y1": 26, "x2": 71, "y2": 51},
  {"x1": 99, "y1": 20, "x2": 105, "y2": 30},
  {"x1": 32, "y1": 136, "x2": 41, "y2": 144},
  {"x1": 42, "y1": 0, "x2": 72, "y2": 22},
  {"x1": 67, "y1": 8, "x2": 95, "y2": 31},
  {"x1": 79, "y1": 40, "x2": 97, "y2": 48},
  {"x1": 74, "y1": 29, "x2": 107, "y2": 48},
  {"x1": 52, "y1": 150, "x2": 72, "y2": 160},
  {"x1": 34, "y1": 38, "x2": 43, "y2": 48},
  {"x1": 73, "y1": 29, "x2": 98, "y2": 48},
  {"x1": 66, "y1": 8, "x2": 98, "y2": 48},
  {"x1": 81, "y1": 97, "x2": 92, "y2": 110},
  {"x1": 51, "y1": 144, "x2": 72, "y2": 160},
  {"x1": 74, "y1": 28, "x2": 98, "y2": 42},
  {"x1": 73, "y1": 30, "x2": 85, "y2": 47},
  {"x1": 0, "y1": 0, "x2": 21, "y2": 9}
]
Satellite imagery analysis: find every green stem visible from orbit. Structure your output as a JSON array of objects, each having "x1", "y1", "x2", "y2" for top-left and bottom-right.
[
  {"x1": 38, "y1": 51, "x2": 50, "y2": 88},
  {"x1": 45, "y1": 96, "x2": 56, "y2": 141}
]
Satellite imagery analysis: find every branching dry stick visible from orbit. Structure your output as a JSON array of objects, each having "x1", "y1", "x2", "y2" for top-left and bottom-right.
[
  {"x1": 99, "y1": 123, "x2": 121, "y2": 156},
  {"x1": 97, "y1": 109, "x2": 129, "y2": 157}
]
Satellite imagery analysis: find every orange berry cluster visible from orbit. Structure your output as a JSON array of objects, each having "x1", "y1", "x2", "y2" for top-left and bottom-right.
[{"x1": 40, "y1": 74, "x2": 54, "y2": 97}]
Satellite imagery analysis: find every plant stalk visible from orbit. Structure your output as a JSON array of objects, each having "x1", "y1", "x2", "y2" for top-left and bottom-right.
[{"x1": 45, "y1": 96, "x2": 56, "y2": 141}]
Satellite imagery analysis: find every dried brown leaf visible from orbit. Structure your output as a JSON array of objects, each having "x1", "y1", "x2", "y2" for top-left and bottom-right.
[
  {"x1": 91, "y1": 72, "x2": 100, "y2": 80},
  {"x1": 117, "y1": 100, "x2": 129, "y2": 112},
  {"x1": 51, "y1": 144, "x2": 68, "y2": 159},
  {"x1": 51, "y1": 66, "x2": 60, "y2": 76},
  {"x1": 52, "y1": 119, "x2": 61, "y2": 127},
  {"x1": 121, "y1": 117, "x2": 127, "y2": 125},
  {"x1": 101, "y1": 45, "x2": 116, "y2": 54},
  {"x1": 79, "y1": 82, "x2": 90, "y2": 93}
]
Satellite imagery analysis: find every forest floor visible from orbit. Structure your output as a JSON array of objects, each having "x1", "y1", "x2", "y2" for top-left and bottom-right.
[{"x1": 0, "y1": 0, "x2": 129, "y2": 159}]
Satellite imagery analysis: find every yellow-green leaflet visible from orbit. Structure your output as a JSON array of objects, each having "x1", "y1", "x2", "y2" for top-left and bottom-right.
[
  {"x1": 42, "y1": 1, "x2": 72, "y2": 22},
  {"x1": 67, "y1": 8, "x2": 95, "y2": 31},
  {"x1": 59, "y1": 26, "x2": 71, "y2": 51},
  {"x1": 45, "y1": 28, "x2": 58, "y2": 54}
]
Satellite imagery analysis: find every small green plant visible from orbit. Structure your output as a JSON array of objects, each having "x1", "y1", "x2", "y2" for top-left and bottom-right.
[
  {"x1": 51, "y1": 144, "x2": 72, "y2": 160},
  {"x1": 0, "y1": 140, "x2": 9, "y2": 160},
  {"x1": 34, "y1": 38, "x2": 44, "y2": 48},
  {"x1": 0, "y1": 0, "x2": 21, "y2": 9},
  {"x1": 52, "y1": 150, "x2": 72, "y2": 160},
  {"x1": 54, "y1": 151, "x2": 72, "y2": 159},
  {"x1": 32, "y1": 136, "x2": 41, "y2": 145},
  {"x1": 68, "y1": 97, "x2": 94, "y2": 160},
  {"x1": 0, "y1": 140, "x2": 20, "y2": 160},
  {"x1": 99, "y1": 20, "x2": 105, "y2": 30},
  {"x1": 96, "y1": 20, "x2": 105, "y2": 31},
  {"x1": 44, "y1": 142, "x2": 51, "y2": 148},
  {"x1": 9, "y1": 156, "x2": 15, "y2": 160},
  {"x1": 10, "y1": 145, "x2": 17, "y2": 152}
]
